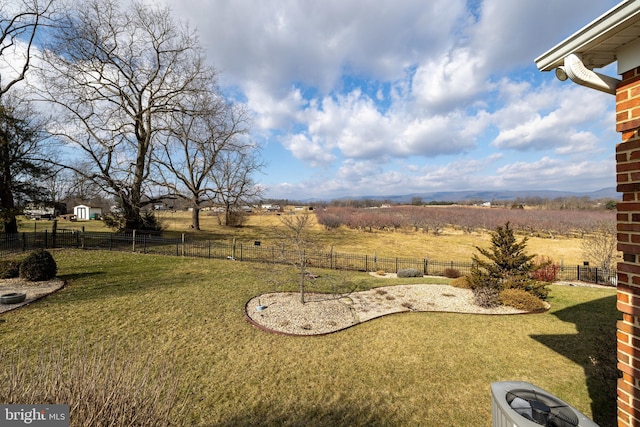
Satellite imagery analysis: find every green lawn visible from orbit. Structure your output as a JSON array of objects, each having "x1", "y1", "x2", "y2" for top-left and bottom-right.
[{"x1": 0, "y1": 250, "x2": 619, "y2": 426}]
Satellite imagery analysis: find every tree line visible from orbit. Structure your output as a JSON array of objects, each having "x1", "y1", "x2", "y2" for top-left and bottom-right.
[{"x1": 0, "y1": 0, "x2": 263, "y2": 234}]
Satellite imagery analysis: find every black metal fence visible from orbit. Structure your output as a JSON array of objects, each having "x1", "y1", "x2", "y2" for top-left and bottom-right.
[{"x1": 0, "y1": 230, "x2": 617, "y2": 286}]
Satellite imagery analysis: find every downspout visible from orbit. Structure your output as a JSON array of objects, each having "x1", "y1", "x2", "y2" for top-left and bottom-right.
[{"x1": 555, "y1": 53, "x2": 620, "y2": 95}]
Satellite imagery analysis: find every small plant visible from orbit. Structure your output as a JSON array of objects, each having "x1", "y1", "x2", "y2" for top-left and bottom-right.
[
  {"x1": 499, "y1": 288, "x2": 547, "y2": 312},
  {"x1": 531, "y1": 256, "x2": 560, "y2": 283},
  {"x1": 472, "y1": 287, "x2": 500, "y2": 308},
  {"x1": 19, "y1": 249, "x2": 57, "y2": 281},
  {"x1": 449, "y1": 276, "x2": 471, "y2": 289},
  {"x1": 397, "y1": 268, "x2": 422, "y2": 278},
  {"x1": 444, "y1": 268, "x2": 462, "y2": 278},
  {"x1": 0, "y1": 259, "x2": 21, "y2": 279}
]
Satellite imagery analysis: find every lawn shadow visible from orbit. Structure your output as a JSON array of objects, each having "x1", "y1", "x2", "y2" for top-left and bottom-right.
[
  {"x1": 530, "y1": 294, "x2": 619, "y2": 427},
  {"x1": 205, "y1": 401, "x2": 391, "y2": 427},
  {"x1": 57, "y1": 272, "x2": 107, "y2": 282},
  {"x1": 55, "y1": 270, "x2": 187, "y2": 303}
]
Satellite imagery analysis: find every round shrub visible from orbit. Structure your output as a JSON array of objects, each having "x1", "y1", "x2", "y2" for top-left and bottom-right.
[
  {"x1": 19, "y1": 249, "x2": 57, "y2": 281},
  {"x1": 499, "y1": 288, "x2": 547, "y2": 312},
  {"x1": 397, "y1": 268, "x2": 423, "y2": 278},
  {"x1": 0, "y1": 259, "x2": 21, "y2": 279},
  {"x1": 444, "y1": 267, "x2": 462, "y2": 278}
]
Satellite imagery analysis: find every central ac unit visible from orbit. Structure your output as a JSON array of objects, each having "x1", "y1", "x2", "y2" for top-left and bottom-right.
[{"x1": 491, "y1": 381, "x2": 599, "y2": 427}]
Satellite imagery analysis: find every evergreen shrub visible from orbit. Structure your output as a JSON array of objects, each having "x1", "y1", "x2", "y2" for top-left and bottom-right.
[
  {"x1": 499, "y1": 288, "x2": 547, "y2": 312},
  {"x1": 19, "y1": 249, "x2": 57, "y2": 281},
  {"x1": 450, "y1": 276, "x2": 471, "y2": 289}
]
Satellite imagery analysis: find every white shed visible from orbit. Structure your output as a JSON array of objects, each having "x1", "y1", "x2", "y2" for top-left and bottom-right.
[{"x1": 73, "y1": 205, "x2": 102, "y2": 220}]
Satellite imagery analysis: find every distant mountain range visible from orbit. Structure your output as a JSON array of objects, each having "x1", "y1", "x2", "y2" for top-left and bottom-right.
[{"x1": 338, "y1": 187, "x2": 620, "y2": 204}]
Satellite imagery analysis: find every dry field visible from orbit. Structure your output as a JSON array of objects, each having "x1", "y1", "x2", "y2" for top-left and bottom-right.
[
  {"x1": 157, "y1": 210, "x2": 594, "y2": 266},
  {"x1": 21, "y1": 209, "x2": 600, "y2": 266}
]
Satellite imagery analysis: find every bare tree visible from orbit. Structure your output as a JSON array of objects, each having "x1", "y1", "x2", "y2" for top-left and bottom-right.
[
  {"x1": 278, "y1": 212, "x2": 315, "y2": 304},
  {"x1": 582, "y1": 220, "x2": 618, "y2": 272},
  {"x1": 152, "y1": 91, "x2": 250, "y2": 230},
  {"x1": 37, "y1": 0, "x2": 212, "y2": 230},
  {"x1": 0, "y1": 0, "x2": 55, "y2": 98},
  {"x1": 210, "y1": 146, "x2": 264, "y2": 226}
]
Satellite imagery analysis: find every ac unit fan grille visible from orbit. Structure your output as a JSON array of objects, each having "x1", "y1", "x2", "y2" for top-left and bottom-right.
[{"x1": 506, "y1": 390, "x2": 579, "y2": 427}]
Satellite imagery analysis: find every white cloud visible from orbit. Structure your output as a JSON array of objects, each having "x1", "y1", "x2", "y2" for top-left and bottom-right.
[
  {"x1": 411, "y1": 47, "x2": 493, "y2": 113},
  {"x1": 160, "y1": 0, "x2": 622, "y2": 200},
  {"x1": 281, "y1": 133, "x2": 335, "y2": 167},
  {"x1": 491, "y1": 83, "x2": 614, "y2": 153},
  {"x1": 496, "y1": 156, "x2": 615, "y2": 189}
]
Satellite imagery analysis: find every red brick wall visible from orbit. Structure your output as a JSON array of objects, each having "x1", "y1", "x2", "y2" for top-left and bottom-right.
[{"x1": 616, "y1": 66, "x2": 640, "y2": 427}]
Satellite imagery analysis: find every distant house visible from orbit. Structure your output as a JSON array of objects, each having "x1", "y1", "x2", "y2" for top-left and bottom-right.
[{"x1": 73, "y1": 205, "x2": 102, "y2": 220}]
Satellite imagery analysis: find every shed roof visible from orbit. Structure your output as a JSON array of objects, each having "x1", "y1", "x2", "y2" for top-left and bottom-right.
[{"x1": 535, "y1": 1, "x2": 640, "y2": 74}]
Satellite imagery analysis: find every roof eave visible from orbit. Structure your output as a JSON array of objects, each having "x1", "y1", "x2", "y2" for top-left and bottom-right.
[{"x1": 535, "y1": 1, "x2": 640, "y2": 72}]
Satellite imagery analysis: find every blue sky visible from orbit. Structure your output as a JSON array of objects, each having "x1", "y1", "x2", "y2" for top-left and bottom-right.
[{"x1": 164, "y1": 1, "x2": 620, "y2": 200}]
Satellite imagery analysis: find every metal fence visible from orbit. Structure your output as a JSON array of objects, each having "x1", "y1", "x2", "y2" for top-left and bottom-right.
[{"x1": 0, "y1": 230, "x2": 617, "y2": 286}]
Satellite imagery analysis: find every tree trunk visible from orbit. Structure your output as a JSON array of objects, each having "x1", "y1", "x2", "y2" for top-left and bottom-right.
[
  {"x1": 299, "y1": 263, "x2": 306, "y2": 304},
  {"x1": 0, "y1": 137, "x2": 17, "y2": 233},
  {"x1": 191, "y1": 205, "x2": 200, "y2": 230}
]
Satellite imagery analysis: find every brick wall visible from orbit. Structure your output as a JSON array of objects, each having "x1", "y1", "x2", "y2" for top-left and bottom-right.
[{"x1": 616, "y1": 66, "x2": 640, "y2": 427}]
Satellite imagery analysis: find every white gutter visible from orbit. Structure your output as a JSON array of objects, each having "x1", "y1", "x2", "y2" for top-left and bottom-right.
[
  {"x1": 556, "y1": 54, "x2": 621, "y2": 95},
  {"x1": 535, "y1": 1, "x2": 640, "y2": 72}
]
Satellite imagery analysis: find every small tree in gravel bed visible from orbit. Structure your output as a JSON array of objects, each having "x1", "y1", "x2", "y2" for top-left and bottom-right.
[{"x1": 468, "y1": 222, "x2": 548, "y2": 307}]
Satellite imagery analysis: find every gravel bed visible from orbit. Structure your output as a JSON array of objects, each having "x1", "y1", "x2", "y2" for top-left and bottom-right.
[
  {"x1": 0, "y1": 278, "x2": 65, "y2": 314},
  {"x1": 246, "y1": 284, "x2": 527, "y2": 336}
]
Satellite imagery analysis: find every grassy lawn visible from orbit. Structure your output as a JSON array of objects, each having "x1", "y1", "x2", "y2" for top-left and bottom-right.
[{"x1": 0, "y1": 250, "x2": 618, "y2": 426}]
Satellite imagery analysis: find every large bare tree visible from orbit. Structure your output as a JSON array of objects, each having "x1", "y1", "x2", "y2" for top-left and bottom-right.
[
  {"x1": 153, "y1": 91, "x2": 250, "y2": 230},
  {"x1": 38, "y1": 0, "x2": 213, "y2": 230},
  {"x1": 0, "y1": 0, "x2": 55, "y2": 97}
]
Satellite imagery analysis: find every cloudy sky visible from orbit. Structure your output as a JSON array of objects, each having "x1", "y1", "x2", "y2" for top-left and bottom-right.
[{"x1": 161, "y1": 0, "x2": 620, "y2": 201}]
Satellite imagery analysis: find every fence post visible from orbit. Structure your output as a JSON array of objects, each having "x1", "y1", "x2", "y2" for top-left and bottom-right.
[
  {"x1": 232, "y1": 238, "x2": 236, "y2": 260},
  {"x1": 80, "y1": 226, "x2": 85, "y2": 250},
  {"x1": 208, "y1": 240, "x2": 211, "y2": 258},
  {"x1": 52, "y1": 220, "x2": 57, "y2": 249},
  {"x1": 424, "y1": 258, "x2": 428, "y2": 275},
  {"x1": 595, "y1": 267, "x2": 599, "y2": 284},
  {"x1": 577, "y1": 265, "x2": 581, "y2": 281},
  {"x1": 132, "y1": 230, "x2": 136, "y2": 252},
  {"x1": 181, "y1": 233, "x2": 185, "y2": 257},
  {"x1": 22, "y1": 232, "x2": 26, "y2": 252},
  {"x1": 365, "y1": 255, "x2": 368, "y2": 272},
  {"x1": 395, "y1": 258, "x2": 398, "y2": 273},
  {"x1": 143, "y1": 234, "x2": 147, "y2": 254},
  {"x1": 44, "y1": 230, "x2": 48, "y2": 249},
  {"x1": 109, "y1": 234, "x2": 113, "y2": 251},
  {"x1": 240, "y1": 244, "x2": 243, "y2": 261}
]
